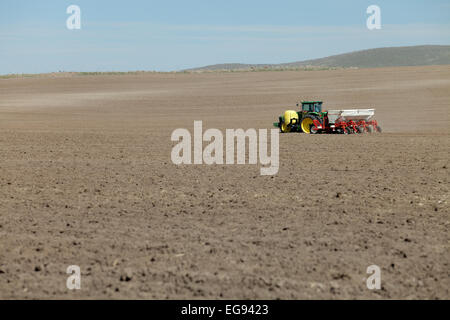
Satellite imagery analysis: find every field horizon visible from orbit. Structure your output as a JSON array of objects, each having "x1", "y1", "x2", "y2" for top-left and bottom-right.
[{"x1": 2, "y1": 45, "x2": 450, "y2": 77}]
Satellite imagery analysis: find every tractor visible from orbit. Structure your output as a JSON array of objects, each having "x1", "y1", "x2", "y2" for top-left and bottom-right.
[{"x1": 273, "y1": 100, "x2": 381, "y2": 134}]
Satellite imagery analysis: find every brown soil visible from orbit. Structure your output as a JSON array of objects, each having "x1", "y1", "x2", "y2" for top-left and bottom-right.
[{"x1": 0, "y1": 66, "x2": 449, "y2": 299}]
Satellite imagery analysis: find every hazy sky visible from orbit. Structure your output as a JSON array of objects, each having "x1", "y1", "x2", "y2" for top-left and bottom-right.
[{"x1": 1, "y1": 0, "x2": 449, "y2": 74}]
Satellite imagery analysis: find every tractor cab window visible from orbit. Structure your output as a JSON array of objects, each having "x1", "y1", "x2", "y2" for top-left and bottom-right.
[
  {"x1": 302, "y1": 104, "x2": 313, "y2": 112},
  {"x1": 302, "y1": 102, "x2": 322, "y2": 113},
  {"x1": 314, "y1": 103, "x2": 322, "y2": 113}
]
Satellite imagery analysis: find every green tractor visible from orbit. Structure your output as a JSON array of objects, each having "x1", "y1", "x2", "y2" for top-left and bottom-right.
[{"x1": 274, "y1": 101, "x2": 326, "y2": 134}]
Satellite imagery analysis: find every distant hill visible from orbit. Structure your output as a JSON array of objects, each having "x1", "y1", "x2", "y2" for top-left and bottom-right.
[{"x1": 185, "y1": 45, "x2": 450, "y2": 72}]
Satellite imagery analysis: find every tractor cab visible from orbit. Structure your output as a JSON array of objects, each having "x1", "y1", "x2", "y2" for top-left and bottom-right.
[{"x1": 299, "y1": 101, "x2": 323, "y2": 113}]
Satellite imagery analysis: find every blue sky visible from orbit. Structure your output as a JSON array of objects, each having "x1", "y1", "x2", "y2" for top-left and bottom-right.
[{"x1": 1, "y1": 0, "x2": 449, "y2": 74}]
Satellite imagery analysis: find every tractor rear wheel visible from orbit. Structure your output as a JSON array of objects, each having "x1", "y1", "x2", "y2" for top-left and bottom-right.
[{"x1": 300, "y1": 115, "x2": 320, "y2": 134}]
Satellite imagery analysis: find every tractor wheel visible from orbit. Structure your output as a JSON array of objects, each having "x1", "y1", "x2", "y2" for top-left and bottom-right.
[
  {"x1": 300, "y1": 115, "x2": 319, "y2": 134},
  {"x1": 280, "y1": 122, "x2": 290, "y2": 133}
]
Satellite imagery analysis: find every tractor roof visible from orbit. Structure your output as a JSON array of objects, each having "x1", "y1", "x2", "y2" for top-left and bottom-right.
[{"x1": 302, "y1": 101, "x2": 322, "y2": 104}]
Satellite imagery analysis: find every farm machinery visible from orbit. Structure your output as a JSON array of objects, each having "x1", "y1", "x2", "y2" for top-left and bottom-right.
[{"x1": 273, "y1": 101, "x2": 381, "y2": 134}]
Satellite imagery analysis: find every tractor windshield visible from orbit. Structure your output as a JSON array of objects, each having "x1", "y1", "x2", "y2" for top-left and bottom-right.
[{"x1": 301, "y1": 102, "x2": 322, "y2": 113}]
